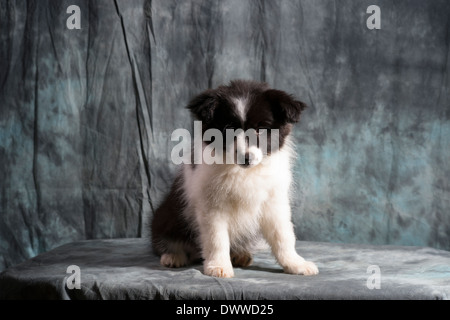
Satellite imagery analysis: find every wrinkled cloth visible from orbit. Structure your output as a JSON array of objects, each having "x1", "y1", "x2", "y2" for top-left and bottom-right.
[{"x1": 0, "y1": 238, "x2": 449, "y2": 299}]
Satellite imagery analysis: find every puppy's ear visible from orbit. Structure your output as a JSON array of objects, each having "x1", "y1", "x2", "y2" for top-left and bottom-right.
[
  {"x1": 186, "y1": 90, "x2": 218, "y2": 124},
  {"x1": 265, "y1": 89, "x2": 307, "y2": 124}
]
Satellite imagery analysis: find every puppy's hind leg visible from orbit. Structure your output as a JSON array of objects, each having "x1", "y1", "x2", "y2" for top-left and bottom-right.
[
  {"x1": 158, "y1": 241, "x2": 189, "y2": 268},
  {"x1": 151, "y1": 173, "x2": 197, "y2": 268},
  {"x1": 230, "y1": 250, "x2": 253, "y2": 268},
  {"x1": 158, "y1": 238, "x2": 202, "y2": 268}
]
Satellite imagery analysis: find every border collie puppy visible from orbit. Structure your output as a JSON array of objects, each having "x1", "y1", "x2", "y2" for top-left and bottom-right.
[{"x1": 151, "y1": 80, "x2": 318, "y2": 278}]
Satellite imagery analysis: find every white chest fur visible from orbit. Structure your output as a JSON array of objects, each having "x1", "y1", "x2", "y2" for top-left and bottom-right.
[{"x1": 181, "y1": 145, "x2": 293, "y2": 246}]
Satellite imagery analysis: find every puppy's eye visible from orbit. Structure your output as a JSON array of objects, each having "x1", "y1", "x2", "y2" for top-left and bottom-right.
[
  {"x1": 256, "y1": 127, "x2": 270, "y2": 134},
  {"x1": 223, "y1": 125, "x2": 237, "y2": 133}
]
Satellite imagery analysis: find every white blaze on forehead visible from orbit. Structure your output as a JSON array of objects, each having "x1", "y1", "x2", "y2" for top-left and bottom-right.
[{"x1": 233, "y1": 97, "x2": 247, "y2": 122}]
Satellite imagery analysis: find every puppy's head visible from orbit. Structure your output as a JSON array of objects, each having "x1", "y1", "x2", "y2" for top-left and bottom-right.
[{"x1": 187, "y1": 80, "x2": 307, "y2": 167}]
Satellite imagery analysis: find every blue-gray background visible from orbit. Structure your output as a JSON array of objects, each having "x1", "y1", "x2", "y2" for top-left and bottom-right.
[{"x1": 0, "y1": 0, "x2": 449, "y2": 272}]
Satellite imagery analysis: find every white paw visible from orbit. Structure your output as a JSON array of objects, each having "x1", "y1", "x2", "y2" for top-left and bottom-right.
[
  {"x1": 204, "y1": 263, "x2": 235, "y2": 278},
  {"x1": 160, "y1": 253, "x2": 188, "y2": 268},
  {"x1": 284, "y1": 260, "x2": 319, "y2": 276}
]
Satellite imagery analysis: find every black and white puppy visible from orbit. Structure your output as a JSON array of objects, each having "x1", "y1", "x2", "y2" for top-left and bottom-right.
[{"x1": 151, "y1": 80, "x2": 318, "y2": 278}]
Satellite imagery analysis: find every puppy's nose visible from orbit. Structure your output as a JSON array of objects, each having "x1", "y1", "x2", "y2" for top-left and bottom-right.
[{"x1": 243, "y1": 153, "x2": 251, "y2": 166}]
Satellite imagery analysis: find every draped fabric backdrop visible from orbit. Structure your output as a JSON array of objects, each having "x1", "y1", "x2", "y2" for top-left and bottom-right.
[{"x1": 1, "y1": 0, "x2": 449, "y2": 271}]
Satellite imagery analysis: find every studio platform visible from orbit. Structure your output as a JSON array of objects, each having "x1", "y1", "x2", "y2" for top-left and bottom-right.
[{"x1": 1, "y1": 238, "x2": 449, "y2": 300}]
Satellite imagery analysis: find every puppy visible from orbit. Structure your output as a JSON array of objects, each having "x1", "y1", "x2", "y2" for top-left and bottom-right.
[{"x1": 151, "y1": 80, "x2": 318, "y2": 278}]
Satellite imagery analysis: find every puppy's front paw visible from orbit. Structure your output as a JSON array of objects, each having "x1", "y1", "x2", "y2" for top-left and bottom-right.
[
  {"x1": 284, "y1": 260, "x2": 319, "y2": 276},
  {"x1": 204, "y1": 265, "x2": 235, "y2": 278}
]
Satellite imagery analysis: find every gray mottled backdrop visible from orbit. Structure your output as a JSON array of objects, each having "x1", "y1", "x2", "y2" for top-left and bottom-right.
[{"x1": 0, "y1": 0, "x2": 449, "y2": 271}]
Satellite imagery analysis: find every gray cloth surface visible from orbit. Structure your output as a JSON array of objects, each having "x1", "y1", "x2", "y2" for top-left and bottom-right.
[{"x1": 1, "y1": 238, "x2": 449, "y2": 299}]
